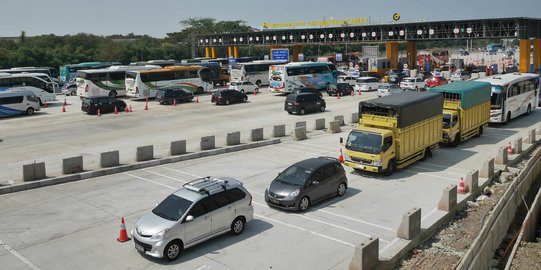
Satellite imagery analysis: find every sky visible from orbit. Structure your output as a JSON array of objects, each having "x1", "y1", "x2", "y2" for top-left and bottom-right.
[{"x1": 1, "y1": 0, "x2": 540, "y2": 38}]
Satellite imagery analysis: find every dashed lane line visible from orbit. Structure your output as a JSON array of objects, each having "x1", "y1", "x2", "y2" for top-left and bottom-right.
[{"x1": 0, "y1": 239, "x2": 41, "y2": 270}]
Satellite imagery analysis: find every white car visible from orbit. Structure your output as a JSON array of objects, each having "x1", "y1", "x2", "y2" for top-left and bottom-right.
[
  {"x1": 377, "y1": 84, "x2": 403, "y2": 97},
  {"x1": 354, "y1": 77, "x2": 381, "y2": 92},
  {"x1": 337, "y1": 76, "x2": 357, "y2": 86},
  {"x1": 400, "y1": 77, "x2": 426, "y2": 91},
  {"x1": 229, "y1": 80, "x2": 259, "y2": 94},
  {"x1": 450, "y1": 70, "x2": 472, "y2": 82}
]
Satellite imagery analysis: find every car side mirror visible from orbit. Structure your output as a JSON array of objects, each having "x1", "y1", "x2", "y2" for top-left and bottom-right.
[
  {"x1": 185, "y1": 215, "x2": 194, "y2": 222},
  {"x1": 340, "y1": 137, "x2": 344, "y2": 144}
]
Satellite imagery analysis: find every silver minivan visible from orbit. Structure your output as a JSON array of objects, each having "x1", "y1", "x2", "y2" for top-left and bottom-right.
[{"x1": 132, "y1": 177, "x2": 254, "y2": 261}]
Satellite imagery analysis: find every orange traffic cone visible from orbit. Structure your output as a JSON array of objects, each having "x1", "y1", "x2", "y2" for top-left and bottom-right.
[
  {"x1": 351, "y1": 90, "x2": 354, "y2": 96},
  {"x1": 458, "y1": 177, "x2": 466, "y2": 194},
  {"x1": 339, "y1": 148, "x2": 345, "y2": 163},
  {"x1": 253, "y1": 89, "x2": 257, "y2": 96},
  {"x1": 144, "y1": 101, "x2": 149, "y2": 111},
  {"x1": 196, "y1": 97, "x2": 200, "y2": 103},
  {"x1": 125, "y1": 106, "x2": 130, "y2": 113},
  {"x1": 63, "y1": 98, "x2": 67, "y2": 106},
  {"x1": 61, "y1": 105, "x2": 66, "y2": 112},
  {"x1": 358, "y1": 89, "x2": 362, "y2": 96},
  {"x1": 114, "y1": 105, "x2": 118, "y2": 114},
  {"x1": 507, "y1": 142, "x2": 513, "y2": 155},
  {"x1": 173, "y1": 99, "x2": 177, "y2": 106},
  {"x1": 97, "y1": 109, "x2": 101, "y2": 117},
  {"x1": 117, "y1": 217, "x2": 131, "y2": 242}
]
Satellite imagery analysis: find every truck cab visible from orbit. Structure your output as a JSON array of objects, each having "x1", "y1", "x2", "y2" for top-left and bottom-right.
[
  {"x1": 442, "y1": 109, "x2": 460, "y2": 146},
  {"x1": 342, "y1": 128, "x2": 396, "y2": 175}
]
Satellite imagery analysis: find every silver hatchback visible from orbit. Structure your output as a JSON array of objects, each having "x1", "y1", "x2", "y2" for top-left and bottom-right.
[{"x1": 131, "y1": 177, "x2": 254, "y2": 261}]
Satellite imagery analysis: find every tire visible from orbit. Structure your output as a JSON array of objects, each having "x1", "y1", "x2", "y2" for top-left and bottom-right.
[
  {"x1": 451, "y1": 133, "x2": 461, "y2": 147},
  {"x1": 320, "y1": 105, "x2": 326, "y2": 112},
  {"x1": 297, "y1": 196, "x2": 310, "y2": 212},
  {"x1": 70, "y1": 91, "x2": 76, "y2": 96},
  {"x1": 256, "y1": 80, "x2": 261, "y2": 87},
  {"x1": 26, "y1": 108, "x2": 35, "y2": 115},
  {"x1": 37, "y1": 98, "x2": 43, "y2": 106},
  {"x1": 384, "y1": 159, "x2": 396, "y2": 176},
  {"x1": 287, "y1": 111, "x2": 293, "y2": 114},
  {"x1": 231, "y1": 217, "x2": 245, "y2": 235},
  {"x1": 167, "y1": 99, "x2": 173, "y2": 105},
  {"x1": 225, "y1": 99, "x2": 230, "y2": 105},
  {"x1": 368, "y1": 87, "x2": 372, "y2": 91},
  {"x1": 242, "y1": 97, "x2": 247, "y2": 103},
  {"x1": 526, "y1": 104, "x2": 531, "y2": 115},
  {"x1": 197, "y1": 87, "x2": 204, "y2": 94},
  {"x1": 163, "y1": 240, "x2": 183, "y2": 261},
  {"x1": 240, "y1": 89, "x2": 245, "y2": 94},
  {"x1": 325, "y1": 83, "x2": 331, "y2": 91},
  {"x1": 422, "y1": 147, "x2": 432, "y2": 160},
  {"x1": 254, "y1": 88, "x2": 259, "y2": 93},
  {"x1": 109, "y1": 91, "x2": 117, "y2": 98},
  {"x1": 476, "y1": 126, "x2": 483, "y2": 137},
  {"x1": 337, "y1": 182, "x2": 347, "y2": 196},
  {"x1": 505, "y1": 112, "x2": 511, "y2": 124},
  {"x1": 299, "y1": 108, "x2": 306, "y2": 115},
  {"x1": 415, "y1": 86, "x2": 418, "y2": 91}
]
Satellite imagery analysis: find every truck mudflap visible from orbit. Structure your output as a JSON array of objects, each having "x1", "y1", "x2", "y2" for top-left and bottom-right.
[{"x1": 344, "y1": 161, "x2": 381, "y2": 173}]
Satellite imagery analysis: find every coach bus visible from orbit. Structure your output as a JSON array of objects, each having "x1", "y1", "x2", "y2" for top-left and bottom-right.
[
  {"x1": 0, "y1": 67, "x2": 59, "y2": 84},
  {"x1": 478, "y1": 73, "x2": 539, "y2": 123},
  {"x1": 60, "y1": 61, "x2": 121, "y2": 82},
  {"x1": 125, "y1": 66, "x2": 212, "y2": 99},
  {"x1": 0, "y1": 73, "x2": 56, "y2": 104},
  {"x1": 269, "y1": 62, "x2": 337, "y2": 94},
  {"x1": 76, "y1": 65, "x2": 160, "y2": 98},
  {"x1": 230, "y1": 60, "x2": 287, "y2": 87}
]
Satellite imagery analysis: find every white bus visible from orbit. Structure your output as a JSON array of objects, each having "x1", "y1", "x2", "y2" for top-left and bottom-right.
[
  {"x1": 269, "y1": 62, "x2": 337, "y2": 94},
  {"x1": 0, "y1": 73, "x2": 57, "y2": 104},
  {"x1": 0, "y1": 89, "x2": 41, "y2": 117},
  {"x1": 0, "y1": 67, "x2": 59, "y2": 84},
  {"x1": 125, "y1": 66, "x2": 213, "y2": 99},
  {"x1": 230, "y1": 60, "x2": 287, "y2": 87},
  {"x1": 478, "y1": 73, "x2": 539, "y2": 123},
  {"x1": 76, "y1": 65, "x2": 159, "y2": 98}
]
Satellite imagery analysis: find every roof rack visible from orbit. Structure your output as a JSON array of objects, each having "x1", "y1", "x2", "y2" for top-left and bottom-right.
[{"x1": 183, "y1": 176, "x2": 228, "y2": 195}]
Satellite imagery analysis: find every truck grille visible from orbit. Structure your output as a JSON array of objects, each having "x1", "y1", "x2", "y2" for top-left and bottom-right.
[{"x1": 351, "y1": 157, "x2": 372, "y2": 165}]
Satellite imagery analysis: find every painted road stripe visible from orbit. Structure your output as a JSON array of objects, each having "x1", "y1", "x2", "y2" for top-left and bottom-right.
[
  {"x1": 162, "y1": 167, "x2": 204, "y2": 178},
  {"x1": 418, "y1": 162, "x2": 470, "y2": 172},
  {"x1": 0, "y1": 239, "x2": 41, "y2": 270},
  {"x1": 142, "y1": 169, "x2": 188, "y2": 183},
  {"x1": 297, "y1": 142, "x2": 340, "y2": 151},
  {"x1": 421, "y1": 208, "x2": 438, "y2": 223},
  {"x1": 268, "y1": 146, "x2": 323, "y2": 155},
  {"x1": 124, "y1": 173, "x2": 176, "y2": 189},
  {"x1": 410, "y1": 165, "x2": 464, "y2": 176},
  {"x1": 402, "y1": 169, "x2": 456, "y2": 181}
]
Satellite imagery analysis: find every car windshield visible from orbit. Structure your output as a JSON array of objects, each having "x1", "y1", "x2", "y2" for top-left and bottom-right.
[
  {"x1": 231, "y1": 82, "x2": 241, "y2": 86},
  {"x1": 379, "y1": 85, "x2": 390, "y2": 89},
  {"x1": 346, "y1": 130, "x2": 382, "y2": 154},
  {"x1": 491, "y1": 86, "x2": 503, "y2": 109},
  {"x1": 152, "y1": 194, "x2": 192, "y2": 221},
  {"x1": 276, "y1": 166, "x2": 314, "y2": 187},
  {"x1": 443, "y1": 114, "x2": 452, "y2": 129},
  {"x1": 403, "y1": 78, "x2": 414, "y2": 83}
]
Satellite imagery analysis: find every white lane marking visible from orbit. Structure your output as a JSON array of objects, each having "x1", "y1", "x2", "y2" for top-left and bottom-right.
[
  {"x1": 401, "y1": 169, "x2": 456, "y2": 181},
  {"x1": 193, "y1": 265, "x2": 208, "y2": 270},
  {"x1": 0, "y1": 239, "x2": 41, "y2": 270},
  {"x1": 286, "y1": 144, "x2": 330, "y2": 154},
  {"x1": 417, "y1": 162, "x2": 469, "y2": 172},
  {"x1": 380, "y1": 237, "x2": 401, "y2": 253},
  {"x1": 421, "y1": 208, "x2": 438, "y2": 222},
  {"x1": 410, "y1": 165, "x2": 464, "y2": 176},
  {"x1": 250, "y1": 191, "x2": 395, "y2": 233},
  {"x1": 142, "y1": 169, "x2": 188, "y2": 183},
  {"x1": 124, "y1": 173, "x2": 176, "y2": 189},
  {"x1": 268, "y1": 146, "x2": 323, "y2": 155},
  {"x1": 162, "y1": 167, "x2": 203, "y2": 178},
  {"x1": 254, "y1": 214, "x2": 355, "y2": 248},
  {"x1": 125, "y1": 171, "x2": 357, "y2": 247}
]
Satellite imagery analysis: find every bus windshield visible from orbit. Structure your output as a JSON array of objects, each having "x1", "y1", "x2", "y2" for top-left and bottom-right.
[
  {"x1": 490, "y1": 86, "x2": 504, "y2": 109},
  {"x1": 346, "y1": 130, "x2": 382, "y2": 154}
]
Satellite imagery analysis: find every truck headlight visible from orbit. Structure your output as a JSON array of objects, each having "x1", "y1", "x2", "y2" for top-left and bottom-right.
[
  {"x1": 372, "y1": 159, "x2": 382, "y2": 166},
  {"x1": 151, "y1": 229, "x2": 169, "y2": 240}
]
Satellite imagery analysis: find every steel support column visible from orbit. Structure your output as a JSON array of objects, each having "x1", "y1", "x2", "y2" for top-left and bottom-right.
[
  {"x1": 519, "y1": 39, "x2": 530, "y2": 73},
  {"x1": 234, "y1": 47, "x2": 238, "y2": 58},
  {"x1": 386, "y1": 42, "x2": 399, "y2": 69},
  {"x1": 228, "y1": 47, "x2": 232, "y2": 58},
  {"x1": 533, "y1": 39, "x2": 541, "y2": 71},
  {"x1": 205, "y1": 48, "x2": 210, "y2": 58},
  {"x1": 406, "y1": 42, "x2": 417, "y2": 69},
  {"x1": 211, "y1": 47, "x2": 216, "y2": 59}
]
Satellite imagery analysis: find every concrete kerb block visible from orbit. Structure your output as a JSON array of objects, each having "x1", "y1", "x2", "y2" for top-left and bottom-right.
[
  {"x1": 273, "y1": 124, "x2": 286, "y2": 138},
  {"x1": 294, "y1": 126, "x2": 307, "y2": 141},
  {"x1": 170, "y1": 140, "x2": 187, "y2": 156},
  {"x1": 62, "y1": 156, "x2": 83, "y2": 175},
  {"x1": 351, "y1": 112, "x2": 359, "y2": 124},
  {"x1": 22, "y1": 162, "x2": 46, "y2": 181},
  {"x1": 349, "y1": 237, "x2": 379, "y2": 270},
  {"x1": 100, "y1": 151, "x2": 119, "y2": 168},
  {"x1": 329, "y1": 120, "x2": 341, "y2": 133},
  {"x1": 513, "y1": 137, "x2": 522, "y2": 154},
  {"x1": 480, "y1": 158, "x2": 494, "y2": 179},
  {"x1": 334, "y1": 115, "x2": 345, "y2": 126},
  {"x1": 250, "y1": 128, "x2": 264, "y2": 142},
  {"x1": 527, "y1": 129, "x2": 536, "y2": 144},
  {"x1": 397, "y1": 208, "x2": 421, "y2": 240},
  {"x1": 200, "y1": 136, "x2": 215, "y2": 150},
  {"x1": 495, "y1": 146, "x2": 508, "y2": 165},
  {"x1": 314, "y1": 118, "x2": 326, "y2": 130},
  {"x1": 465, "y1": 170, "x2": 479, "y2": 194},
  {"x1": 438, "y1": 185, "x2": 457, "y2": 212},
  {"x1": 226, "y1": 132, "x2": 241, "y2": 146},
  {"x1": 136, "y1": 145, "x2": 154, "y2": 162},
  {"x1": 295, "y1": 121, "x2": 307, "y2": 128}
]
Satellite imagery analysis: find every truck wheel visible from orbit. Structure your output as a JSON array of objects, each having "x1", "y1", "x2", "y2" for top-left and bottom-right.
[
  {"x1": 451, "y1": 133, "x2": 461, "y2": 147},
  {"x1": 476, "y1": 126, "x2": 483, "y2": 137},
  {"x1": 422, "y1": 147, "x2": 432, "y2": 160},
  {"x1": 383, "y1": 159, "x2": 396, "y2": 176}
]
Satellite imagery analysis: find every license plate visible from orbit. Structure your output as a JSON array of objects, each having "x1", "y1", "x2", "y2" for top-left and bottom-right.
[{"x1": 135, "y1": 243, "x2": 144, "y2": 252}]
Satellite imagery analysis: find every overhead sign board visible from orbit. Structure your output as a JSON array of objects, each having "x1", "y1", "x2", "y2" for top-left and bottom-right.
[{"x1": 271, "y1": 49, "x2": 289, "y2": 61}]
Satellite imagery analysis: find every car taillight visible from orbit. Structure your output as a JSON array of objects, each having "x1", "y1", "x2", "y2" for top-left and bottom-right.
[{"x1": 85, "y1": 85, "x2": 89, "y2": 92}]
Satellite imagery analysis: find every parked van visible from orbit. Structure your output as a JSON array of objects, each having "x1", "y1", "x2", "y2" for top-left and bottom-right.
[{"x1": 0, "y1": 90, "x2": 40, "y2": 117}]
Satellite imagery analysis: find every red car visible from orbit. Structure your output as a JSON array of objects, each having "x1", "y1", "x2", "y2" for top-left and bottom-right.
[{"x1": 426, "y1": 76, "x2": 448, "y2": 88}]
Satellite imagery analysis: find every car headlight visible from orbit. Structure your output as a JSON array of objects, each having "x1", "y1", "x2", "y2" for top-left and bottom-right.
[
  {"x1": 151, "y1": 229, "x2": 169, "y2": 240},
  {"x1": 372, "y1": 159, "x2": 382, "y2": 166},
  {"x1": 289, "y1": 189, "x2": 300, "y2": 198}
]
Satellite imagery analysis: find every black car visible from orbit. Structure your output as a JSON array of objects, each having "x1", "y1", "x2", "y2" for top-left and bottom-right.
[
  {"x1": 211, "y1": 89, "x2": 248, "y2": 105},
  {"x1": 155, "y1": 87, "x2": 194, "y2": 105},
  {"x1": 327, "y1": 83, "x2": 353, "y2": 96},
  {"x1": 291, "y1": 87, "x2": 322, "y2": 97},
  {"x1": 265, "y1": 157, "x2": 348, "y2": 211},
  {"x1": 81, "y1": 96, "x2": 126, "y2": 115},
  {"x1": 284, "y1": 93, "x2": 326, "y2": 115}
]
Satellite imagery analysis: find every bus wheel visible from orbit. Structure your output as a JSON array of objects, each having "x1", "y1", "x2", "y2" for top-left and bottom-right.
[
  {"x1": 256, "y1": 80, "x2": 261, "y2": 87},
  {"x1": 505, "y1": 112, "x2": 511, "y2": 124},
  {"x1": 70, "y1": 91, "x2": 76, "y2": 96},
  {"x1": 325, "y1": 83, "x2": 331, "y2": 91},
  {"x1": 526, "y1": 104, "x2": 531, "y2": 115},
  {"x1": 109, "y1": 91, "x2": 117, "y2": 98},
  {"x1": 37, "y1": 98, "x2": 43, "y2": 106},
  {"x1": 26, "y1": 108, "x2": 35, "y2": 115},
  {"x1": 197, "y1": 87, "x2": 204, "y2": 94}
]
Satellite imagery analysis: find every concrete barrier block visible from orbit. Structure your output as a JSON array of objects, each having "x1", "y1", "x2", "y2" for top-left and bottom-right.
[
  {"x1": 314, "y1": 118, "x2": 326, "y2": 130},
  {"x1": 100, "y1": 151, "x2": 119, "y2": 168},
  {"x1": 480, "y1": 158, "x2": 494, "y2": 178},
  {"x1": 329, "y1": 120, "x2": 341, "y2": 133},
  {"x1": 495, "y1": 146, "x2": 508, "y2": 165},
  {"x1": 513, "y1": 138, "x2": 522, "y2": 154},
  {"x1": 438, "y1": 185, "x2": 457, "y2": 212},
  {"x1": 250, "y1": 128, "x2": 264, "y2": 142},
  {"x1": 349, "y1": 237, "x2": 379, "y2": 270},
  {"x1": 479, "y1": 72, "x2": 486, "y2": 78},
  {"x1": 397, "y1": 208, "x2": 421, "y2": 240},
  {"x1": 200, "y1": 136, "x2": 215, "y2": 150},
  {"x1": 22, "y1": 162, "x2": 46, "y2": 181},
  {"x1": 295, "y1": 121, "x2": 307, "y2": 128},
  {"x1": 351, "y1": 113, "x2": 359, "y2": 124},
  {"x1": 226, "y1": 132, "x2": 241, "y2": 146},
  {"x1": 334, "y1": 115, "x2": 345, "y2": 126},
  {"x1": 62, "y1": 156, "x2": 83, "y2": 174},
  {"x1": 294, "y1": 126, "x2": 307, "y2": 141},
  {"x1": 527, "y1": 129, "x2": 536, "y2": 144},
  {"x1": 465, "y1": 170, "x2": 479, "y2": 194},
  {"x1": 170, "y1": 140, "x2": 186, "y2": 156},
  {"x1": 273, "y1": 124, "x2": 286, "y2": 138},
  {"x1": 136, "y1": 145, "x2": 154, "y2": 162}
]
